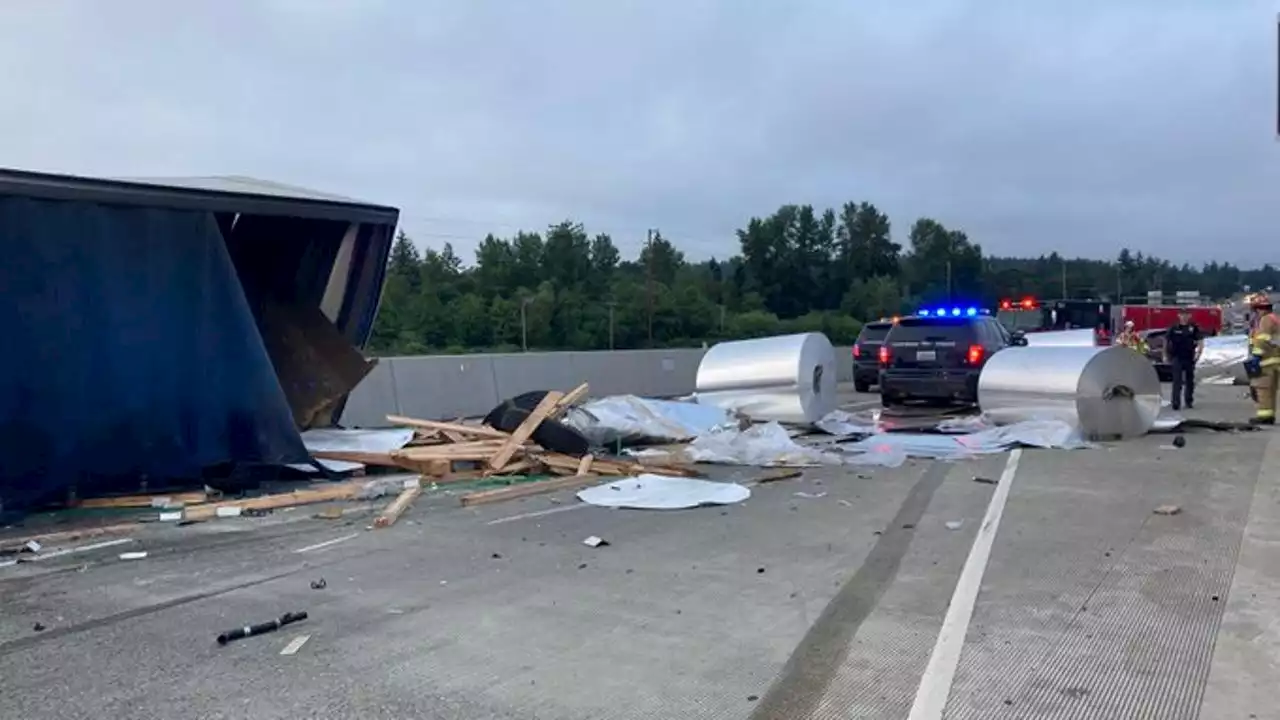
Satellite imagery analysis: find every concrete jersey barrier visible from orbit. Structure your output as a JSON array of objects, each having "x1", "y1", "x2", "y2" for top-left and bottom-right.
[{"x1": 340, "y1": 346, "x2": 857, "y2": 427}]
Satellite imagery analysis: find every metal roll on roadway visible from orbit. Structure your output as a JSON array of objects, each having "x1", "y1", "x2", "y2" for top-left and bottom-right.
[{"x1": 978, "y1": 345, "x2": 1162, "y2": 440}]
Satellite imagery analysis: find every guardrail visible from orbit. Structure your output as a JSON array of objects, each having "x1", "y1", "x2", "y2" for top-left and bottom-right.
[{"x1": 340, "y1": 346, "x2": 856, "y2": 426}]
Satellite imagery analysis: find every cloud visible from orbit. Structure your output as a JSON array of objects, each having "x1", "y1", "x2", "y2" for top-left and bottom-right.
[{"x1": 0, "y1": 0, "x2": 1275, "y2": 267}]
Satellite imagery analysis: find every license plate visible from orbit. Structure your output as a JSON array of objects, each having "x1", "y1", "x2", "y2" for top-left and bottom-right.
[{"x1": 916, "y1": 350, "x2": 937, "y2": 362}]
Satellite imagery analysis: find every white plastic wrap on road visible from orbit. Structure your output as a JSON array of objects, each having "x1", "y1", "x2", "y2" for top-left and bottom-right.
[
  {"x1": 687, "y1": 422, "x2": 847, "y2": 467},
  {"x1": 1198, "y1": 334, "x2": 1249, "y2": 385},
  {"x1": 576, "y1": 474, "x2": 751, "y2": 510},
  {"x1": 563, "y1": 395, "x2": 740, "y2": 445},
  {"x1": 839, "y1": 420, "x2": 1090, "y2": 463}
]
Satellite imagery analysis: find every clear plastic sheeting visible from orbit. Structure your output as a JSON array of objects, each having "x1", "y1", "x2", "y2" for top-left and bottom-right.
[
  {"x1": 687, "y1": 422, "x2": 846, "y2": 467},
  {"x1": 1197, "y1": 334, "x2": 1249, "y2": 386},
  {"x1": 814, "y1": 409, "x2": 880, "y2": 437},
  {"x1": 562, "y1": 395, "x2": 741, "y2": 446},
  {"x1": 693, "y1": 333, "x2": 838, "y2": 424},
  {"x1": 1022, "y1": 329, "x2": 1098, "y2": 347},
  {"x1": 577, "y1": 474, "x2": 750, "y2": 510},
  {"x1": 978, "y1": 346, "x2": 1163, "y2": 440},
  {"x1": 300, "y1": 428, "x2": 415, "y2": 454},
  {"x1": 838, "y1": 419, "x2": 1090, "y2": 462}
]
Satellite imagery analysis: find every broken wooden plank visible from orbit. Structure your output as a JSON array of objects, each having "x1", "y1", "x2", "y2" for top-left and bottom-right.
[
  {"x1": 386, "y1": 415, "x2": 509, "y2": 440},
  {"x1": 487, "y1": 391, "x2": 564, "y2": 470},
  {"x1": 396, "y1": 442, "x2": 512, "y2": 462},
  {"x1": 755, "y1": 468, "x2": 804, "y2": 484},
  {"x1": 549, "y1": 383, "x2": 589, "y2": 418},
  {"x1": 374, "y1": 485, "x2": 422, "y2": 528},
  {"x1": 78, "y1": 490, "x2": 208, "y2": 509},
  {"x1": 312, "y1": 450, "x2": 404, "y2": 467},
  {"x1": 576, "y1": 454, "x2": 594, "y2": 476},
  {"x1": 184, "y1": 481, "x2": 365, "y2": 521},
  {"x1": 1, "y1": 521, "x2": 139, "y2": 551},
  {"x1": 459, "y1": 474, "x2": 600, "y2": 507}
]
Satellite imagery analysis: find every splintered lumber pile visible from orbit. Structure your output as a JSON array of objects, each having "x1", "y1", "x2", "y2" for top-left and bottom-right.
[{"x1": 319, "y1": 382, "x2": 703, "y2": 507}]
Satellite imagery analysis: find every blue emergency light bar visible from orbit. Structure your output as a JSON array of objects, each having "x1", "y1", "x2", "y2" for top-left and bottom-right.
[{"x1": 916, "y1": 306, "x2": 982, "y2": 318}]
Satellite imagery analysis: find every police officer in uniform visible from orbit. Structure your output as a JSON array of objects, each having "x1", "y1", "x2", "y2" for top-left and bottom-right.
[{"x1": 1164, "y1": 309, "x2": 1203, "y2": 411}]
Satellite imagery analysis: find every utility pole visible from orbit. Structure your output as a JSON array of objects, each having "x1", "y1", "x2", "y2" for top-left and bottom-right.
[
  {"x1": 945, "y1": 260, "x2": 953, "y2": 302},
  {"x1": 520, "y1": 296, "x2": 533, "y2": 352},
  {"x1": 719, "y1": 304, "x2": 726, "y2": 335},
  {"x1": 1061, "y1": 260, "x2": 1068, "y2": 298},
  {"x1": 605, "y1": 300, "x2": 617, "y2": 350},
  {"x1": 645, "y1": 228, "x2": 655, "y2": 347}
]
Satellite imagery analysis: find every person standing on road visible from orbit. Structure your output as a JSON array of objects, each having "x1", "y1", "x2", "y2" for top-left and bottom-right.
[
  {"x1": 1164, "y1": 309, "x2": 1203, "y2": 411},
  {"x1": 1247, "y1": 293, "x2": 1280, "y2": 424}
]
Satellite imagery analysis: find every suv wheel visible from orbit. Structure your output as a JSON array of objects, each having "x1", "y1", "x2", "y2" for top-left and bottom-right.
[
  {"x1": 880, "y1": 392, "x2": 896, "y2": 408},
  {"x1": 854, "y1": 379, "x2": 870, "y2": 393}
]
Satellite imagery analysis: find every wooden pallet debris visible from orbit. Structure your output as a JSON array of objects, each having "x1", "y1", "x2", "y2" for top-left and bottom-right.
[
  {"x1": 183, "y1": 480, "x2": 366, "y2": 521},
  {"x1": 374, "y1": 484, "x2": 423, "y2": 528},
  {"x1": 76, "y1": 490, "x2": 210, "y2": 509},
  {"x1": 459, "y1": 474, "x2": 601, "y2": 507}
]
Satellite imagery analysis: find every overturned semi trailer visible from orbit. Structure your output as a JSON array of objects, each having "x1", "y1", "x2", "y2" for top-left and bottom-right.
[{"x1": 0, "y1": 170, "x2": 399, "y2": 511}]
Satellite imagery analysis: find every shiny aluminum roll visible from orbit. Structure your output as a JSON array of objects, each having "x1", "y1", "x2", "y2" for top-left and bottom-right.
[
  {"x1": 694, "y1": 332, "x2": 838, "y2": 424},
  {"x1": 978, "y1": 345, "x2": 1162, "y2": 440},
  {"x1": 1022, "y1": 328, "x2": 1097, "y2": 347}
]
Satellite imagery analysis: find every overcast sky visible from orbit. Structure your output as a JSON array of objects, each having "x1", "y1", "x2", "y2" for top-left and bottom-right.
[{"x1": 1, "y1": 1, "x2": 1277, "y2": 267}]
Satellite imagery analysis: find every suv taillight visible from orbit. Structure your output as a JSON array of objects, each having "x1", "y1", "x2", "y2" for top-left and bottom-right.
[
  {"x1": 967, "y1": 344, "x2": 985, "y2": 365},
  {"x1": 853, "y1": 344, "x2": 861, "y2": 359},
  {"x1": 878, "y1": 345, "x2": 891, "y2": 366}
]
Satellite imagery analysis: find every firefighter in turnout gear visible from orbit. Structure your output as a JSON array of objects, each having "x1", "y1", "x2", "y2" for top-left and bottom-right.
[
  {"x1": 1246, "y1": 292, "x2": 1280, "y2": 425},
  {"x1": 1117, "y1": 320, "x2": 1146, "y2": 354}
]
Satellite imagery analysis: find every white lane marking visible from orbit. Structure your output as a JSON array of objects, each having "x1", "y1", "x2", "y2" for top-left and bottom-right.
[
  {"x1": 293, "y1": 533, "x2": 359, "y2": 554},
  {"x1": 907, "y1": 448, "x2": 1022, "y2": 720},
  {"x1": 486, "y1": 503, "x2": 588, "y2": 525},
  {"x1": 280, "y1": 634, "x2": 311, "y2": 656},
  {"x1": 19, "y1": 537, "x2": 136, "y2": 564}
]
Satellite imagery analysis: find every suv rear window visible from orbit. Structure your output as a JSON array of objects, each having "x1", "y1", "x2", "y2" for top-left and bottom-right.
[
  {"x1": 888, "y1": 317, "x2": 977, "y2": 342},
  {"x1": 857, "y1": 322, "x2": 892, "y2": 342}
]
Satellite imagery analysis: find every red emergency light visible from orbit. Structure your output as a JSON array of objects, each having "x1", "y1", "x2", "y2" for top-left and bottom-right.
[{"x1": 999, "y1": 297, "x2": 1039, "y2": 310}]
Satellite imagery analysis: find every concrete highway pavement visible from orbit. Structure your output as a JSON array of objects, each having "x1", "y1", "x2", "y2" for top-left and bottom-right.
[{"x1": 0, "y1": 385, "x2": 1275, "y2": 719}]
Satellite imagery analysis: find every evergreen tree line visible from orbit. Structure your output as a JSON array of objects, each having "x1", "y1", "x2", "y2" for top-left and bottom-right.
[{"x1": 369, "y1": 202, "x2": 1279, "y2": 354}]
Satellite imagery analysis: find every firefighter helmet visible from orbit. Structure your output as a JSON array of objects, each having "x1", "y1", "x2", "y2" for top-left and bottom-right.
[{"x1": 1246, "y1": 292, "x2": 1274, "y2": 309}]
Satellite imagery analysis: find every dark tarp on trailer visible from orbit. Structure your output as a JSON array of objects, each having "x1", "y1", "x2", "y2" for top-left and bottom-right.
[{"x1": 0, "y1": 171, "x2": 398, "y2": 510}]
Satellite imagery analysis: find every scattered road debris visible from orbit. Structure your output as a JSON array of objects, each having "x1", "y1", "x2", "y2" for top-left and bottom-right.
[
  {"x1": 76, "y1": 489, "x2": 210, "y2": 509},
  {"x1": 279, "y1": 634, "x2": 311, "y2": 656},
  {"x1": 945, "y1": 520, "x2": 965, "y2": 531},
  {"x1": 1172, "y1": 435, "x2": 1186, "y2": 448},
  {"x1": 314, "y1": 507, "x2": 344, "y2": 520},
  {"x1": 755, "y1": 468, "x2": 805, "y2": 484},
  {"x1": 794, "y1": 491, "x2": 827, "y2": 499},
  {"x1": 577, "y1": 475, "x2": 751, "y2": 510},
  {"x1": 118, "y1": 551, "x2": 148, "y2": 560},
  {"x1": 582, "y1": 535, "x2": 609, "y2": 548},
  {"x1": 973, "y1": 476, "x2": 997, "y2": 485},
  {"x1": 310, "y1": 578, "x2": 327, "y2": 590},
  {"x1": 373, "y1": 483, "x2": 422, "y2": 528},
  {"x1": 1154, "y1": 504, "x2": 1183, "y2": 516},
  {"x1": 32, "y1": 622, "x2": 45, "y2": 632},
  {"x1": 216, "y1": 611, "x2": 308, "y2": 646}
]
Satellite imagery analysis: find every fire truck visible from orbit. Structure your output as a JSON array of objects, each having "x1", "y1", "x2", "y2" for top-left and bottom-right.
[
  {"x1": 1117, "y1": 292, "x2": 1223, "y2": 336},
  {"x1": 996, "y1": 297, "x2": 1114, "y2": 345}
]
